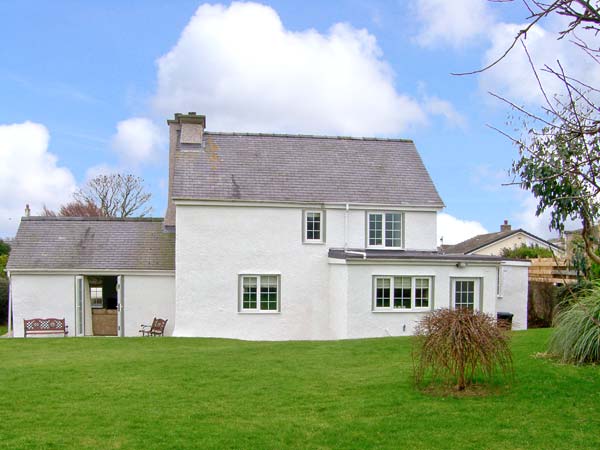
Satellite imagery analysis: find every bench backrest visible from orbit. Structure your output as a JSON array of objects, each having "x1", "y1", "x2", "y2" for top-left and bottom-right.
[
  {"x1": 24, "y1": 318, "x2": 67, "y2": 334},
  {"x1": 151, "y1": 318, "x2": 168, "y2": 333}
]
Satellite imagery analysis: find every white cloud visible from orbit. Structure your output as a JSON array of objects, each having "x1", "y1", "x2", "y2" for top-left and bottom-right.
[
  {"x1": 480, "y1": 22, "x2": 600, "y2": 106},
  {"x1": 437, "y1": 213, "x2": 488, "y2": 245},
  {"x1": 413, "y1": 0, "x2": 494, "y2": 48},
  {"x1": 152, "y1": 1, "x2": 433, "y2": 135},
  {"x1": 0, "y1": 121, "x2": 77, "y2": 236},
  {"x1": 111, "y1": 117, "x2": 164, "y2": 165},
  {"x1": 423, "y1": 95, "x2": 467, "y2": 129}
]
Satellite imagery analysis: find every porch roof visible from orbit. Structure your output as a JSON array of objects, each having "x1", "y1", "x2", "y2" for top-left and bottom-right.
[{"x1": 7, "y1": 217, "x2": 175, "y2": 272}]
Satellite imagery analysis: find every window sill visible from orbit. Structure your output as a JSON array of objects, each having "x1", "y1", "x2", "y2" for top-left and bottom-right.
[
  {"x1": 238, "y1": 311, "x2": 281, "y2": 315},
  {"x1": 302, "y1": 241, "x2": 325, "y2": 245},
  {"x1": 372, "y1": 309, "x2": 431, "y2": 313}
]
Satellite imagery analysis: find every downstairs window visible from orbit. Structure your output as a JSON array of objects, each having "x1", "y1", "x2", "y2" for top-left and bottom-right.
[
  {"x1": 239, "y1": 275, "x2": 280, "y2": 313},
  {"x1": 373, "y1": 276, "x2": 432, "y2": 311}
]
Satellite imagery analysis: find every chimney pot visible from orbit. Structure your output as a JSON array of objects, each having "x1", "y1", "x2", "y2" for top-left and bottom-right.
[{"x1": 25, "y1": 204, "x2": 31, "y2": 217}]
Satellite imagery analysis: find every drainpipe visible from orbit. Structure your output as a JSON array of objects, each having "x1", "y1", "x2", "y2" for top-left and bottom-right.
[
  {"x1": 7, "y1": 271, "x2": 12, "y2": 337},
  {"x1": 344, "y1": 203, "x2": 349, "y2": 250}
]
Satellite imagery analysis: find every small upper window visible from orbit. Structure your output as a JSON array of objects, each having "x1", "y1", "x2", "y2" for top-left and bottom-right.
[
  {"x1": 368, "y1": 212, "x2": 402, "y2": 248},
  {"x1": 304, "y1": 210, "x2": 323, "y2": 243}
]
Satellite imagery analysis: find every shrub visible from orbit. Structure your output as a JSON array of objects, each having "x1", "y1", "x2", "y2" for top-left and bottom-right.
[
  {"x1": 548, "y1": 283, "x2": 600, "y2": 364},
  {"x1": 413, "y1": 308, "x2": 513, "y2": 391},
  {"x1": 500, "y1": 243, "x2": 554, "y2": 259}
]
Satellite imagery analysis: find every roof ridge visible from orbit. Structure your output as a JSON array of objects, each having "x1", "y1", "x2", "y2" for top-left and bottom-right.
[
  {"x1": 23, "y1": 216, "x2": 165, "y2": 222},
  {"x1": 204, "y1": 131, "x2": 414, "y2": 143}
]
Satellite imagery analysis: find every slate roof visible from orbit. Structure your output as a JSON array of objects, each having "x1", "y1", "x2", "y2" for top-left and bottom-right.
[
  {"x1": 7, "y1": 217, "x2": 175, "y2": 271},
  {"x1": 328, "y1": 248, "x2": 509, "y2": 262},
  {"x1": 444, "y1": 229, "x2": 561, "y2": 255},
  {"x1": 171, "y1": 132, "x2": 444, "y2": 207}
]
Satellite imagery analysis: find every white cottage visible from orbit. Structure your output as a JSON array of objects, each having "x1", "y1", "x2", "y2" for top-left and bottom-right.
[{"x1": 6, "y1": 112, "x2": 529, "y2": 339}]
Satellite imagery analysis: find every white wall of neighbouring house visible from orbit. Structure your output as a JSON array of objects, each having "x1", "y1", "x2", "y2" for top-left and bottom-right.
[
  {"x1": 341, "y1": 262, "x2": 500, "y2": 339},
  {"x1": 10, "y1": 274, "x2": 75, "y2": 338},
  {"x1": 472, "y1": 233, "x2": 560, "y2": 257},
  {"x1": 122, "y1": 275, "x2": 175, "y2": 337},
  {"x1": 497, "y1": 262, "x2": 529, "y2": 330}
]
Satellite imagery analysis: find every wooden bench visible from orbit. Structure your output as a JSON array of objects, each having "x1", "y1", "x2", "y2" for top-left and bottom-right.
[
  {"x1": 139, "y1": 318, "x2": 168, "y2": 337},
  {"x1": 24, "y1": 318, "x2": 68, "y2": 338}
]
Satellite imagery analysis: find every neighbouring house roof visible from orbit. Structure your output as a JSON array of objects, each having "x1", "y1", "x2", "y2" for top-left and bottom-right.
[
  {"x1": 328, "y1": 248, "x2": 510, "y2": 262},
  {"x1": 7, "y1": 217, "x2": 175, "y2": 272},
  {"x1": 171, "y1": 132, "x2": 445, "y2": 207},
  {"x1": 444, "y1": 229, "x2": 562, "y2": 255}
]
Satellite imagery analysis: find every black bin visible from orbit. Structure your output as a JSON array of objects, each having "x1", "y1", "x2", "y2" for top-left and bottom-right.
[{"x1": 497, "y1": 312, "x2": 514, "y2": 329}]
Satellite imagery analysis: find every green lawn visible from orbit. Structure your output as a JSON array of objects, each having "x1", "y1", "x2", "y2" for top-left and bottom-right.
[
  {"x1": 0, "y1": 329, "x2": 598, "y2": 449},
  {"x1": 0, "y1": 325, "x2": 6, "y2": 336}
]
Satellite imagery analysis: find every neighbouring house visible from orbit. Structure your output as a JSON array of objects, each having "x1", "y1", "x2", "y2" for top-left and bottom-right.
[
  {"x1": 444, "y1": 220, "x2": 564, "y2": 257},
  {"x1": 6, "y1": 113, "x2": 530, "y2": 339}
]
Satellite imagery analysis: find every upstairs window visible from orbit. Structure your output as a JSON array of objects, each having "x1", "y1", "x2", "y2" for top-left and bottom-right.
[
  {"x1": 368, "y1": 212, "x2": 402, "y2": 248},
  {"x1": 304, "y1": 210, "x2": 324, "y2": 243},
  {"x1": 240, "y1": 275, "x2": 280, "y2": 313},
  {"x1": 373, "y1": 276, "x2": 431, "y2": 311}
]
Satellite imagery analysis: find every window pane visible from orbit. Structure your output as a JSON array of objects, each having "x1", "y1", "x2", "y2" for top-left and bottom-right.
[
  {"x1": 415, "y1": 278, "x2": 429, "y2": 308},
  {"x1": 455, "y1": 280, "x2": 475, "y2": 310},
  {"x1": 369, "y1": 214, "x2": 383, "y2": 245},
  {"x1": 393, "y1": 276, "x2": 411, "y2": 308},
  {"x1": 260, "y1": 276, "x2": 278, "y2": 311},
  {"x1": 243, "y1": 277, "x2": 257, "y2": 309},
  {"x1": 376, "y1": 278, "x2": 390, "y2": 308},
  {"x1": 385, "y1": 213, "x2": 401, "y2": 247},
  {"x1": 306, "y1": 212, "x2": 321, "y2": 240}
]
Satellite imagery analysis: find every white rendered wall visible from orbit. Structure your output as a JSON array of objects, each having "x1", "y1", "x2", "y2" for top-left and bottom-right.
[
  {"x1": 122, "y1": 275, "x2": 175, "y2": 336},
  {"x1": 175, "y1": 205, "x2": 333, "y2": 340},
  {"x1": 342, "y1": 263, "x2": 500, "y2": 339},
  {"x1": 496, "y1": 263, "x2": 529, "y2": 330},
  {"x1": 324, "y1": 209, "x2": 437, "y2": 250},
  {"x1": 10, "y1": 274, "x2": 75, "y2": 338}
]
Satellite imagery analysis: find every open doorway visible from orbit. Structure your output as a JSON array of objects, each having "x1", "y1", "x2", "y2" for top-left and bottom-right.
[{"x1": 87, "y1": 276, "x2": 119, "y2": 336}]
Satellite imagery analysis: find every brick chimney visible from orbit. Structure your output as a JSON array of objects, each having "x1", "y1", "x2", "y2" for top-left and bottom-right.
[
  {"x1": 500, "y1": 219, "x2": 511, "y2": 232},
  {"x1": 164, "y1": 113, "x2": 206, "y2": 228}
]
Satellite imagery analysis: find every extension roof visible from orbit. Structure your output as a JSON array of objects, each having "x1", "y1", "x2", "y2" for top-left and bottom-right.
[
  {"x1": 444, "y1": 228, "x2": 562, "y2": 255},
  {"x1": 6, "y1": 217, "x2": 175, "y2": 272},
  {"x1": 171, "y1": 132, "x2": 444, "y2": 207}
]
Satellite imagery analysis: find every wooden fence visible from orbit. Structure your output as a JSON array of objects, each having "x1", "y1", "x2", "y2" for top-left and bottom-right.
[{"x1": 528, "y1": 258, "x2": 578, "y2": 284}]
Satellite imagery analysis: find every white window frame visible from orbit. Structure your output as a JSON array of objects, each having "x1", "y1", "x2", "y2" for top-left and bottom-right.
[
  {"x1": 367, "y1": 212, "x2": 403, "y2": 249},
  {"x1": 372, "y1": 276, "x2": 433, "y2": 312},
  {"x1": 90, "y1": 286, "x2": 103, "y2": 309},
  {"x1": 451, "y1": 278, "x2": 481, "y2": 311},
  {"x1": 238, "y1": 274, "x2": 281, "y2": 314},
  {"x1": 303, "y1": 210, "x2": 324, "y2": 244}
]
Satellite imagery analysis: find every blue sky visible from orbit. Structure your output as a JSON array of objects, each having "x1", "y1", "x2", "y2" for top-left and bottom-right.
[{"x1": 0, "y1": 0, "x2": 586, "y2": 241}]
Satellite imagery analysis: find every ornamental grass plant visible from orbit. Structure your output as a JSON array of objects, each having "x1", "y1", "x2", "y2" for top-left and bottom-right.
[
  {"x1": 413, "y1": 308, "x2": 513, "y2": 391},
  {"x1": 549, "y1": 282, "x2": 600, "y2": 364}
]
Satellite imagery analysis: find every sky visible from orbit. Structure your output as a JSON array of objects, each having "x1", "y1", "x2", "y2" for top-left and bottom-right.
[{"x1": 0, "y1": 0, "x2": 592, "y2": 242}]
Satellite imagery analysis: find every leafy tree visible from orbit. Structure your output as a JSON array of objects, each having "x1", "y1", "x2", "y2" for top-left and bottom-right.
[
  {"x1": 500, "y1": 244, "x2": 554, "y2": 259},
  {"x1": 0, "y1": 239, "x2": 10, "y2": 256},
  {"x1": 472, "y1": 1, "x2": 600, "y2": 265}
]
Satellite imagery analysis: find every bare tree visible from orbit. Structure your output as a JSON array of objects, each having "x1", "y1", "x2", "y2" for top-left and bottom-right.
[
  {"x1": 458, "y1": 1, "x2": 600, "y2": 265},
  {"x1": 42, "y1": 200, "x2": 105, "y2": 217},
  {"x1": 75, "y1": 174, "x2": 152, "y2": 218}
]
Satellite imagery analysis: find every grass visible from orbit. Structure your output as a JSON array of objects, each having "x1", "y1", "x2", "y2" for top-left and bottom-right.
[
  {"x1": 0, "y1": 325, "x2": 6, "y2": 336},
  {"x1": 0, "y1": 329, "x2": 599, "y2": 449}
]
